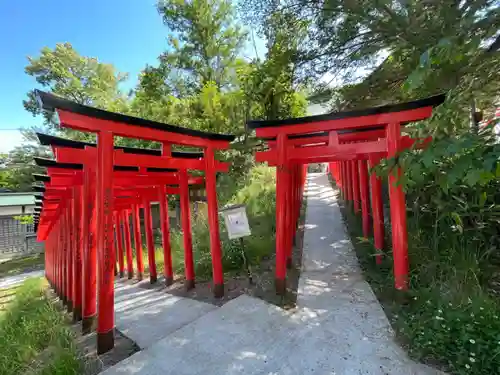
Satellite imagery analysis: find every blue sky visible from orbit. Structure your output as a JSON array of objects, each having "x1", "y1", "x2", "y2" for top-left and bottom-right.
[
  {"x1": 0, "y1": 1, "x2": 165, "y2": 132},
  {"x1": 1, "y1": 0, "x2": 254, "y2": 152}
]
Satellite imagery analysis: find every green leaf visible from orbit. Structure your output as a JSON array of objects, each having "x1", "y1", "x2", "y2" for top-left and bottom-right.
[
  {"x1": 479, "y1": 191, "x2": 487, "y2": 207},
  {"x1": 450, "y1": 212, "x2": 463, "y2": 233},
  {"x1": 419, "y1": 49, "x2": 430, "y2": 66},
  {"x1": 464, "y1": 169, "x2": 481, "y2": 187},
  {"x1": 403, "y1": 68, "x2": 426, "y2": 92}
]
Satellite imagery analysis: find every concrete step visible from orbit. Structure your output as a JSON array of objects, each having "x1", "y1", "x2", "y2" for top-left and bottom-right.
[
  {"x1": 104, "y1": 291, "x2": 441, "y2": 375},
  {"x1": 114, "y1": 280, "x2": 217, "y2": 349},
  {"x1": 102, "y1": 294, "x2": 299, "y2": 375}
]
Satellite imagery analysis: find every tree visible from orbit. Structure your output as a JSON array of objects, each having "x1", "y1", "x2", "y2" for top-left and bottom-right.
[
  {"x1": 240, "y1": 0, "x2": 500, "y2": 82},
  {"x1": 130, "y1": 0, "x2": 249, "y2": 135},
  {"x1": 23, "y1": 42, "x2": 129, "y2": 139},
  {"x1": 2, "y1": 43, "x2": 132, "y2": 192},
  {"x1": 0, "y1": 142, "x2": 48, "y2": 192},
  {"x1": 155, "y1": 0, "x2": 247, "y2": 93},
  {"x1": 241, "y1": 10, "x2": 308, "y2": 121}
]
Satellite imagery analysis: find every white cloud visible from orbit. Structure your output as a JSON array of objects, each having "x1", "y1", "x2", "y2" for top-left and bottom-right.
[{"x1": 0, "y1": 130, "x2": 25, "y2": 153}]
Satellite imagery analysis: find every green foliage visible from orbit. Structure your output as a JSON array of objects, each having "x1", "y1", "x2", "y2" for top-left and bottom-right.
[
  {"x1": 374, "y1": 125, "x2": 500, "y2": 263},
  {"x1": 0, "y1": 142, "x2": 49, "y2": 192},
  {"x1": 157, "y1": 0, "x2": 247, "y2": 92},
  {"x1": 240, "y1": 10, "x2": 308, "y2": 121},
  {"x1": 397, "y1": 295, "x2": 500, "y2": 375},
  {"x1": 0, "y1": 278, "x2": 81, "y2": 375},
  {"x1": 166, "y1": 165, "x2": 276, "y2": 280},
  {"x1": 24, "y1": 42, "x2": 129, "y2": 132},
  {"x1": 341, "y1": 188, "x2": 500, "y2": 375},
  {"x1": 13, "y1": 215, "x2": 34, "y2": 225},
  {"x1": 4, "y1": 43, "x2": 131, "y2": 192},
  {"x1": 131, "y1": 0, "x2": 307, "y2": 136}
]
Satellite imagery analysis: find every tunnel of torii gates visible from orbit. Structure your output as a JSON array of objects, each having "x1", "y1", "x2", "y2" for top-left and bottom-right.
[
  {"x1": 32, "y1": 90, "x2": 236, "y2": 354},
  {"x1": 247, "y1": 94, "x2": 446, "y2": 296}
]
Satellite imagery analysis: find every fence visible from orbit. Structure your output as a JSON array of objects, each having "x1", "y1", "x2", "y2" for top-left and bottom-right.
[{"x1": 0, "y1": 216, "x2": 44, "y2": 260}]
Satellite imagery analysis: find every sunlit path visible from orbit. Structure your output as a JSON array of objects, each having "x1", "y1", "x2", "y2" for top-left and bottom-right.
[{"x1": 102, "y1": 172, "x2": 444, "y2": 375}]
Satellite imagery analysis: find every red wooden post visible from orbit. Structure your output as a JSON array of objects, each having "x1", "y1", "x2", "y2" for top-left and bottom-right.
[
  {"x1": 158, "y1": 185, "x2": 173, "y2": 285},
  {"x1": 336, "y1": 162, "x2": 342, "y2": 191},
  {"x1": 387, "y1": 122, "x2": 409, "y2": 290},
  {"x1": 82, "y1": 167, "x2": 97, "y2": 334},
  {"x1": 275, "y1": 133, "x2": 287, "y2": 295},
  {"x1": 72, "y1": 185, "x2": 83, "y2": 322},
  {"x1": 49, "y1": 235, "x2": 52, "y2": 285},
  {"x1": 338, "y1": 162, "x2": 344, "y2": 197},
  {"x1": 60, "y1": 221, "x2": 64, "y2": 300},
  {"x1": 62, "y1": 210, "x2": 68, "y2": 305},
  {"x1": 285, "y1": 162, "x2": 292, "y2": 269},
  {"x1": 67, "y1": 203, "x2": 74, "y2": 312},
  {"x1": 53, "y1": 226, "x2": 58, "y2": 295},
  {"x1": 346, "y1": 161, "x2": 353, "y2": 202},
  {"x1": 179, "y1": 169, "x2": 195, "y2": 290},
  {"x1": 342, "y1": 162, "x2": 347, "y2": 197},
  {"x1": 369, "y1": 156, "x2": 385, "y2": 264},
  {"x1": 205, "y1": 146, "x2": 224, "y2": 297},
  {"x1": 113, "y1": 220, "x2": 118, "y2": 278},
  {"x1": 143, "y1": 198, "x2": 157, "y2": 283},
  {"x1": 58, "y1": 223, "x2": 62, "y2": 298},
  {"x1": 53, "y1": 227, "x2": 58, "y2": 294},
  {"x1": 351, "y1": 160, "x2": 361, "y2": 213},
  {"x1": 358, "y1": 160, "x2": 371, "y2": 238},
  {"x1": 96, "y1": 131, "x2": 115, "y2": 354},
  {"x1": 122, "y1": 210, "x2": 134, "y2": 279},
  {"x1": 114, "y1": 212, "x2": 125, "y2": 278},
  {"x1": 132, "y1": 204, "x2": 144, "y2": 280}
]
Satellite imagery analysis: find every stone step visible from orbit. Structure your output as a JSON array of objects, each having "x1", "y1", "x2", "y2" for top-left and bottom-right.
[
  {"x1": 114, "y1": 280, "x2": 217, "y2": 349},
  {"x1": 102, "y1": 294, "x2": 298, "y2": 375}
]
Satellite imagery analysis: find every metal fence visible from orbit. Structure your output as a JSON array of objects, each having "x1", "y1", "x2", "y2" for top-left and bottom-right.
[{"x1": 0, "y1": 216, "x2": 44, "y2": 260}]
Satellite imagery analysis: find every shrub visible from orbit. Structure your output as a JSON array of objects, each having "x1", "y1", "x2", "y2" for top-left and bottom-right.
[{"x1": 340, "y1": 124, "x2": 500, "y2": 374}]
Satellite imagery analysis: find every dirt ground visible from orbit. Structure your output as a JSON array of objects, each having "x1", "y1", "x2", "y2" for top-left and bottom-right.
[{"x1": 159, "y1": 203, "x2": 306, "y2": 309}]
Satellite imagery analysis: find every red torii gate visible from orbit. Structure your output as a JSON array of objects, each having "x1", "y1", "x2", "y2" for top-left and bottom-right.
[
  {"x1": 248, "y1": 95, "x2": 445, "y2": 295},
  {"x1": 33, "y1": 155, "x2": 205, "y2": 337},
  {"x1": 33, "y1": 90, "x2": 235, "y2": 354}
]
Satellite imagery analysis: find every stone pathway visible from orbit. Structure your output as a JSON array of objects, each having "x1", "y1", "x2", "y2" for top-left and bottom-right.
[
  {"x1": 102, "y1": 172, "x2": 443, "y2": 375},
  {"x1": 114, "y1": 280, "x2": 216, "y2": 349}
]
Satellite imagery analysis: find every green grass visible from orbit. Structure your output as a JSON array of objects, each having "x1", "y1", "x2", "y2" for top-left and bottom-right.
[
  {"x1": 0, "y1": 253, "x2": 44, "y2": 279},
  {"x1": 337, "y1": 188, "x2": 500, "y2": 375},
  {"x1": 0, "y1": 278, "x2": 81, "y2": 375}
]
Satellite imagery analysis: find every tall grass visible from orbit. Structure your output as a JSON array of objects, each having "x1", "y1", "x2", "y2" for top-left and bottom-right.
[{"x1": 0, "y1": 278, "x2": 81, "y2": 375}]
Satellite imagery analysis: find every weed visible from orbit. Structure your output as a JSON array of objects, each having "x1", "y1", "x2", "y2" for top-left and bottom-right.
[
  {"x1": 338, "y1": 185, "x2": 500, "y2": 375},
  {"x1": 0, "y1": 278, "x2": 81, "y2": 375}
]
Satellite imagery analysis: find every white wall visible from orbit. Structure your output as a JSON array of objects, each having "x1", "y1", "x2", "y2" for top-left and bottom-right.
[
  {"x1": 0, "y1": 206, "x2": 23, "y2": 216},
  {"x1": 0, "y1": 205, "x2": 36, "y2": 216}
]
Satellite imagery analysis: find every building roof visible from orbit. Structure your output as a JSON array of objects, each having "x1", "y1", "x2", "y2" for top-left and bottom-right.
[{"x1": 0, "y1": 192, "x2": 36, "y2": 207}]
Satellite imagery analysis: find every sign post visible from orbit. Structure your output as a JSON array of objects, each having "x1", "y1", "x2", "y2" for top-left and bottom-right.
[{"x1": 219, "y1": 204, "x2": 252, "y2": 283}]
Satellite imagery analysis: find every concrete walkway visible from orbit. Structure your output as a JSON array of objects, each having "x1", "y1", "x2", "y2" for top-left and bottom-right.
[
  {"x1": 0, "y1": 269, "x2": 45, "y2": 289},
  {"x1": 102, "y1": 172, "x2": 442, "y2": 375},
  {"x1": 114, "y1": 280, "x2": 217, "y2": 349}
]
